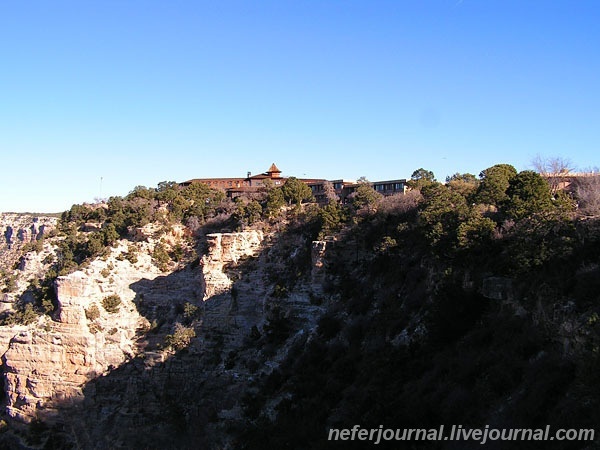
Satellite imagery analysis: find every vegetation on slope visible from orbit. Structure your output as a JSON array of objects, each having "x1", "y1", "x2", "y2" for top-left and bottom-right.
[
  {"x1": 2, "y1": 161, "x2": 600, "y2": 449},
  {"x1": 235, "y1": 165, "x2": 600, "y2": 450}
]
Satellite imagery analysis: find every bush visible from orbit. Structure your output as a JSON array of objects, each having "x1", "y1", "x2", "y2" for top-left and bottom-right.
[
  {"x1": 20, "y1": 303, "x2": 39, "y2": 325},
  {"x1": 378, "y1": 190, "x2": 422, "y2": 217},
  {"x1": 171, "y1": 244, "x2": 184, "y2": 262},
  {"x1": 22, "y1": 239, "x2": 44, "y2": 254},
  {"x1": 85, "y1": 303, "x2": 101, "y2": 320},
  {"x1": 124, "y1": 245, "x2": 139, "y2": 264},
  {"x1": 29, "y1": 272, "x2": 58, "y2": 314},
  {"x1": 0, "y1": 303, "x2": 39, "y2": 326},
  {"x1": 348, "y1": 183, "x2": 382, "y2": 212},
  {"x1": 152, "y1": 242, "x2": 171, "y2": 271},
  {"x1": 265, "y1": 187, "x2": 285, "y2": 218},
  {"x1": 2, "y1": 272, "x2": 18, "y2": 293},
  {"x1": 183, "y1": 302, "x2": 199, "y2": 320},
  {"x1": 318, "y1": 203, "x2": 345, "y2": 238},
  {"x1": 165, "y1": 323, "x2": 196, "y2": 351},
  {"x1": 101, "y1": 295, "x2": 121, "y2": 314},
  {"x1": 282, "y1": 177, "x2": 313, "y2": 208}
]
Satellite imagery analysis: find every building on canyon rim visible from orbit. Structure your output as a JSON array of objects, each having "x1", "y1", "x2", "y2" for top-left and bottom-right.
[{"x1": 180, "y1": 163, "x2": 408, "y2": 204}]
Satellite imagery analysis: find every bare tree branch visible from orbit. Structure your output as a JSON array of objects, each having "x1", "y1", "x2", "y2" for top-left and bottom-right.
[{"x1": 531, "y1": 155, "x2": 573, "y2": 194}]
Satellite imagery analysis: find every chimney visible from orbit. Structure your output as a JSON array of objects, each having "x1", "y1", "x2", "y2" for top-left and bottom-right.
[{"x1": 247, "y1": 171, "x2": 251, "y2": 178}]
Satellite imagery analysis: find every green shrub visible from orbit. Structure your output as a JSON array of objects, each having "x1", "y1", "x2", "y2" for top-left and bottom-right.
[
  {"x1": 85, "y1": 303, "x2": 101, "y2": 320},
  {"x1": 171, "y1": 244, "x2": 184, "y2": 262},
  {"x1": 101, "y1": 295, "x2": 121, "y2": 314},
  {"x1": 119, "y1": 245, "x2": 139, "y2": 264},
  {"x1": 165, "y1": 323, "x2": 196, "y2": 350},
  {"x1": 0, "y1": 303, "x2": 39, "y2": 326},
  {"x1": 152, "y1": 242, "x2": 171, "y2": 271},
  {"x1": 183, "y1": 302, "x2": 198, "y2": 320},
  {"x1": 88, "y1": 323, "x2": 103, "y2": 333},
  {"x1": 2, "y1": 272, "x2": 18, "y2": 293},
  {"x1": 20, "y1": 303, "x2": 39, "y2": 325},
  {"x1": 29, "y1": 273, "x2": 58, "y2": 314},
  {"x1": 22, "y1": 239, "x2": 44, "y2": 254}
]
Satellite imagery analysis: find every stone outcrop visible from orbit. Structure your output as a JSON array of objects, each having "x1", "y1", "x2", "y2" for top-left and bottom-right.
[
  {"x1": 201, "y1": 231, "x2": 263, "y2": 299},
  {"x1": 0, "y1": 222, "x2": 323, "y2": 443},
  {"x1": 1, "y1": 213, "x2": 57, "y2": 250},
  {"x1": 0, "y1": 220, "x2": 332, "y2": 447},
  {"x1": 0, "y1": 241, "x2": 165, "y2": 423},
  {"x1": 0, "y1": 214, "x2": 57, "y2": 276},
  {"x1": 0, "y1": 214, "x2": 59, "y2": 314}
]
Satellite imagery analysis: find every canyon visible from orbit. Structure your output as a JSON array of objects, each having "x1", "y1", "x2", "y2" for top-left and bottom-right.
[
  {"x1": 1, "y1": 202, "x2": 599, "y2": 450},
  {"x1": 0, "y1": 214, "x2": 325, "y2": 447}
]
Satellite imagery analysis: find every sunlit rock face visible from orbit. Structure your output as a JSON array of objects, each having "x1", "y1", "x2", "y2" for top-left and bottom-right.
[
  {"x1": 0, "y1": 217, "x2": 331, "y2": 448},
  {"x1": 0, "y1": 214, "x2": 57, "y2": 274},
  {"x1": 0, "y1": 214, "x2": 57, "y2": 250},
  {"x1": 0, "y1": 214, "x2": 59, "y2": 308},
  {"x1": 201, "y1": 231, "x2": 263, "y2": 299},
  {"x1": 0, "y1": 244, "x2": 161, "y2": 424}
]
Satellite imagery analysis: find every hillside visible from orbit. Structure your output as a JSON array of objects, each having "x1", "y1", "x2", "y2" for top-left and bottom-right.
[{"x1": 0, "y1": 166, "x2": 600, "y2": 449}]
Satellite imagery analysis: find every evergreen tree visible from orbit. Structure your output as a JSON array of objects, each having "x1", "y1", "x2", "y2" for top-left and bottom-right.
[
  {"x1": 282, "y1": 177, "x2": 313, "y2": 208},
  {"x1": 475, "y1": 163, "x2": 518, "y2": 206},
  {"x1": 504, "y1": 170, "x2": 554, "y2": 220}
]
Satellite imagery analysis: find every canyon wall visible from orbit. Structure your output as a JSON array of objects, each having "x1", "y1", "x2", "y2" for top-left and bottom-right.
[
  {"x1": 0, "y1": 229, "x2": 269, "y2": 425},
  {"x1": 0, "y1": 213, "x2": 57, "y2": 270},
  {"x1": 1, "y1": 214, "x2": 57, "y2": 250},
  {"x1": 201, "y1": 230, "x2": 263, "y2": 299},
  {"x1": 0, "y1": 239, "x2": 165, "y2": 423}
]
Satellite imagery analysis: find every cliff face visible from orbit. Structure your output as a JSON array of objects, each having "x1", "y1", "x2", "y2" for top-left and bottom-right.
[
  {"x1": 1, "y1": 214, "x2": 57, "y2": 249},
  {"x1": 201, "y1": 230, "x2": 263, "y2": 299},
  {"x1": 0, "y1": 240, "x2": 162, "y2": 423},
  {"x1": 0, "y1": 214, "x2": 57, "y2": 283},
  {"x1": 0, "y1": 228, "x2": 273, "y2": 428},
  {"x1": 1, "y1": 213, "x2": 57, "y2": 304},
  {"x1": 0, "y1": 222, "x2": 329, "y2": 447},
  {"x1": 1, "y1": 198, "x2": 595, "y2": 448}
]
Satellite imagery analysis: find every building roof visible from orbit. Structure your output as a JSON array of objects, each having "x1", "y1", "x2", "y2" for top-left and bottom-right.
[
  {"x1": 266, "y1": 163, "x2": 281, "y2": 175},
  {"x1": 180, "y1": 177, "x2": 246, "y2": 186}
]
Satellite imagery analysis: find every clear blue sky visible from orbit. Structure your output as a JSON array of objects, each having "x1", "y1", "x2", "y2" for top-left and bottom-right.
[{"x1": 1, "y1": 0, "x2": 598, "y2": 212}]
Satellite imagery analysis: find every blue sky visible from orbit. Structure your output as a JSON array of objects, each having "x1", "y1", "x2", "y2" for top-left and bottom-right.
[{"x1": 1, "y1": 0, "x2": 598, "y2": 212}]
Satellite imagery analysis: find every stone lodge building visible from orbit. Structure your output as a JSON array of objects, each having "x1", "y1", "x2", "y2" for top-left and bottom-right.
[{"x1": 180, "y1": 163, "x2": 407, "y2": 203}]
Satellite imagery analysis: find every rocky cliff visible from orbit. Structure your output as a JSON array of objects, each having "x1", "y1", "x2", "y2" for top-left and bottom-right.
[
  {"x1": 1, "y1": 214, "x2": 57, "y2": 251},
  {"x1": 0, "y1": 239, "x2": 163, "y2": 424},
  {"x1": 1, "y1": 214, "x2": 58, "y2": 315},
  {"x1": 0, "y1": 226, "x2": 282, "y2": 433},
  {"x1": 0, "y1": 214, "x2": 339, "y2": 448},
  {"x1": 201, "y1": 231, "x2": 263, "y2": 299}
]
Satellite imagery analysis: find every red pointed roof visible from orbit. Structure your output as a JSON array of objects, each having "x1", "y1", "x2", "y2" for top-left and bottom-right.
[{"x1": 267, "y1": 163, "x2": 281, "y2": 174}]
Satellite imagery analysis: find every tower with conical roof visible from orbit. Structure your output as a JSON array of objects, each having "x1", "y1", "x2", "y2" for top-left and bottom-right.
[{"x1": 266, "y1": 163, "x2": 282, "y2": 179}]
